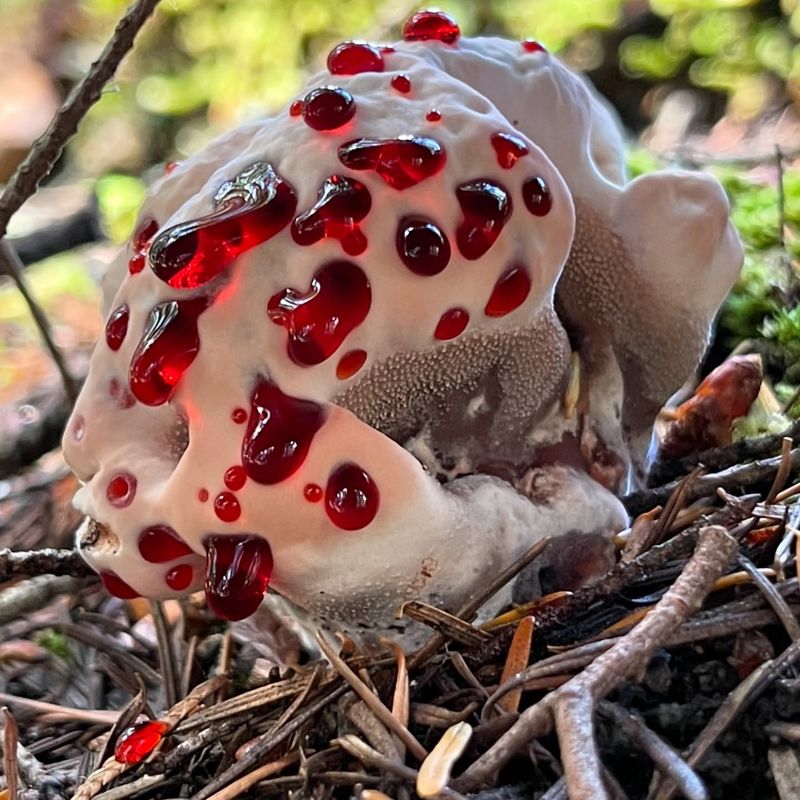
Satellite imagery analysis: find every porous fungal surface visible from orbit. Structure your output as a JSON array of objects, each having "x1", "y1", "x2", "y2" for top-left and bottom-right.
[{"x1": 62, "y1": 10, "x2": 743, "y2": 645}]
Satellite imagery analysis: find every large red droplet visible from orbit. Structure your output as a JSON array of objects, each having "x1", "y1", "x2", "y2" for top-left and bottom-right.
[
  {"x1": 214, "y1": 492, "x2": 241, "y2": 522},
  {"x1": 204, "y1": 534, "x2": 273, "y2": 620},
  {"x1": 268, "y1": 260, "x2": 371, "y2": 366},
  {"x1": 328, "y1": 41, "x2": 384, "y2": 74},
  {"x1": 115, "y1": 720, "x2": 168, "y2": 765},
  {"x1": 485, "y1": 266, "x2": 532, "y2": 317},
  {"x1": 224, "y1": 465, "x2": 247, "y2": 491},
  {"x1": 106, "y1": 472, "x2": 137, "y2": 508},
  {"x1": 325, "y1": 463, "x2": 379, "y2": 530},
  {"x1": 338, "y1": 136, "x2": 445, "y2": 190},
  {"x1": 165, "y1": 564, "x2": 193, "y2": 591},
  {"x1": 129, "y1": 297, "x2": 209, "y2": 406},
  {"x1": 434, "y1": 308, "x2": 469, "y2": 340},
  {"x1": 101, "y1": 571, "x2": 140, "y2": 600},
  {"x1": 241, "y1": 377, "x2": 326, "y2": 484},
  {"x1": 105, "y1": 305, "x2": 129, "y2": 351},
  {"x1": 302, "y1": 86, "x2": 356, "y2": 131},
  {"x1": 336, "y1": 349, "x2": 367, "y2": 380},
  {"x1": 149, "y1": 163, "x2": 297, "y2": 289},
  {"x1": 455, "y1": 180, "x2": 512, "y2": 260},
  {"x1": 391, "y1": 74, "x2": 411, "y2": 93},
  {"x1": 129, "y1": 217, "x2": 159, "y2": 275},
  {"x1": 522, "y1": 176, "x2": 552, "y2": 216},
  {"x1": 291, "y1": 175, "x2": 371, "y2": 256},
  {"x1": 491, "y1": 132, "x2": 529, "y2": 169},
  {"x1": 138, "y1": 525, "x2": 194, "y2": 563},
  {"x1": 396, "y1": 217, "x2": 451, "y2": 276},
  {"x1": 402, "y1": 10, "x2": 460, "y2": 44}
]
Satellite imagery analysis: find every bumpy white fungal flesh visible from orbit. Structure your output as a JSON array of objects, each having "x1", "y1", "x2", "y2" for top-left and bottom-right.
[{"x1": 63, "y1": 13, "x2": 742, "y2": 645}]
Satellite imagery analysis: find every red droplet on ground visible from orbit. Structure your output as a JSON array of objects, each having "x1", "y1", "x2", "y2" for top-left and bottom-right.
[
  {"x1": 165, "y1": 564, "x2": 193, "y2": 591},
  {"x1": 101, "y1": 571, "x2": 140, "y2": 600},
  {"x1": 491, "y1": 132, "x2": 529, "y2": 169},
  {"x1": 302, "y1": 86, "x2": 356, "y2": 131},
  {"x1": 426, "y1": 109, "x2": 442, "y2": 122},
  {"x1": 105, "y1": 304, "x2": 129, "y2": 351},
  {"x1": 138, "y1": 525, "x2": 194, "y2": 563},
  {"x1": 455, "y1": 180, "x2": 512, "y2": 259},
  {"x1": 198, "y1": 488, "x2": 209, "y2": 502},
  {"x1": 224, "y1": 465, "x2": 247, "y2": 491},
  {"x1": 109, "y1": 377, "x2": 136, "y2": 409},
  {"x1": 522, "y1": 176, "x2": 552, "y2": 216},
  {"x1": 325, "y1": 463, "x2": 379, "y2": 530},
  {"x1": 204, "y1": 534, "x2": 273, "y2": 620},
  {"x1": 304, "y1": 483, "x2": 323, "y2": 502},
  {"x1": 149, "y1": 165, "x2": 296, "y2": 288},
  {"x1": 214, "y1": 492, "x2": 241, "y2": 522},
  {"x1": 165, "y1": 161, "x2": 180, "y2": 174},
  {"x1": 129, "y1": 297, "x2": 209, "y2": 406},
  {"x1": 129, "y1": 217, "x2": 159, "y2": 275},
  {"x1": 115, "y1": 720, "x2": 169, "y2": 765},
  {"x1": 336, "y1": 349, "x2": 367, "y2": 379},
  {"x1": 391, "y1": 74, "x2": 411, "y2": 93},
  {"x1": 435, "y1": 308, "x2": 469, "y2": 340},
  {"x1": 485, "y1": 265, "x2": 532, "y2": 317},
  {"x1": 106, "y1": 472, "x2": 137, "y2": 508},
  {"x1": 396, "y1": 216, "x2": 451, "y2": 276},
  {"x1": 402, "y1": 10, "x2": 460, "y2": 44},
  {"x1": 522, "y1": 39, "x2": 546, "y2": 53},
  {"x1": 268, "y1": 260, "x2": 371, "y2": 366},
  {"x1": 292, "y1": 175, "x2": 371, "y2": 256},
  {"x1": 338, "y1": 136, "x2": 445, "y2": 190},
  {"x1": 328, "y1": 41, "x2": 384, "y2": 74},
  {"x1": 289, "y1": 100, "x2": 303, "y2": 117},
  {"x1": 241, "y1": 378, "x2": 326, "y2": 484},
  {"x1": 232, "y1": 408, "x2": 247, "y2": 424}
]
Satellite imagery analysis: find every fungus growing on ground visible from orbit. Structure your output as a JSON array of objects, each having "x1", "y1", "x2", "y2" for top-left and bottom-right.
[{"x1": 63, "y1": 12, "x2": 742, "y2": 646}]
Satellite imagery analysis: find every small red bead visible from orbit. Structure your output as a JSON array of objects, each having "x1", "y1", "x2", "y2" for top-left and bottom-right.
[
  {"x1": 224, "y1": 465, "x2": 247, "y2": 491},
  {"x1": 336, "y1": 349, "x2": 367, "y2": 379},
  {"x1": 426, "y1": 109, "x2": 442, "y2": 122},
  {"x1": 214, "y1": 491, "x2": 241, "y2": 522},
  {"x1": 522, "y1": 176, "x2": 552, "y2": 216},
  {"x1": 165, "y1": 564, "x2": 193, "y2": 591},
  {"x1": 105, "y1": 305, "x2": 129, "y2": 351},
  {"x1": 522, "y1": 39, "x2": 546, "y2": 54},
  {"x1": 435, "y1": 308, "x2": 469, "y2": 340},
  {"x1": 485, "y1": 266, "x2": 532, "y2": 317},
  {"x1": 491, "y1": 132, "x2": 529, "y2": 169},
  {"x1": 304, "y1": 483, "x2": 323, "y2": 502},
  {"x1": 402, "y1": 10, "x2": 460, "y2": 44},
  {"x1": 328, "y1": 41, "x2": 384, "y2": 75},
  {"x1": 138, "y1": 525, "x2": 194, "y2": 563},
  {"x1": 302, "y1": 87, "x2": 356, "y2": 131},
  {"x1": 289, "y1": 100, "x2": 303, "y2": 117},
  {"x1": 114, "y1": 720, "x2": 168, "y2": 765},
  {"x1": 391, "y1": 74, "x2": 411, "y2": 93},
  {"x1": 198, "y1": 488, "x2": 209, "y2": 502},
  {"x1": 231, "y1": 408, "x2": 247, "y2": 424},
  {"x1": 100, "y1": 571, "x2": 140, "y2": 600},
  {"x1": 164, "y1": 161, "x2": 180, "y2": 174},
  {"x1": 325, "y1": 463, "x2": 379, "y2": 530},
  {"x1": 128, "y1": 253, "x2": 145, "y2": 274},
  {"x1": 106, "y1": 472, "x2": 137, "y2": 508}
]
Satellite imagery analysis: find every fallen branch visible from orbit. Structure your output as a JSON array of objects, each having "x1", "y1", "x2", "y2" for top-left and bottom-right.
[
  {"x1": 455, "y1": 525, "x2": 738, "y2": 796},
  {"x1": 0, "y1": 548, "x2": 94, "y2": 581}
]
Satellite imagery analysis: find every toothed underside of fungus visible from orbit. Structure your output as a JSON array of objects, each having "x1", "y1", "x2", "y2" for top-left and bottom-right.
[{"x1": 62, "y1": 12, "x2": 743, "y2": 645}]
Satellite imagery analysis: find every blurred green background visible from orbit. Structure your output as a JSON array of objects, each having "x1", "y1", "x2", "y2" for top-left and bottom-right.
[{"x1": 0, "y1": 0, "x2": 798, "y2": 415}]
